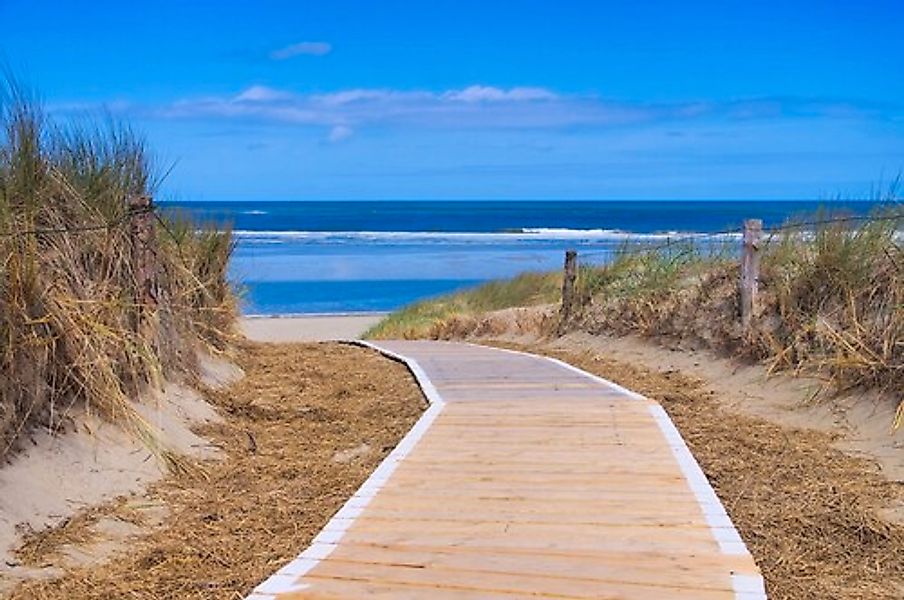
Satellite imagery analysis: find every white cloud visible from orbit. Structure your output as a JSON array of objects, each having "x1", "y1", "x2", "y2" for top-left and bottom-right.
[
  {"x1": 234, "y1": 85, "x2": 294, "y2": 102},
  {"x1": 312, "y1": 89, "x2": 402, "y2": 106},
  {"x1": 162, "y1": 85, "x2": 578, "y2": 131},
  {"x1": 327, "y1": 125, "x2": 354, "y2": 143},
  {"x1": 151, "y1": 85, "x2": 880, "y2": 141},
  {"x1": 270, "y1": 41, "x2": 332, "y2": 60},
  {"x1": 443, "y1": 85, "x2": 558, "y2": 103}
]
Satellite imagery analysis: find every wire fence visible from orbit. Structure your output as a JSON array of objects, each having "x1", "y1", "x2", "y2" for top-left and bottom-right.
[
  {"x1": 0, "y1": 204, "x2": 900, "y2": 239},
  {"x1": 0, "y1": 204, "x2": 155, "y2": 238},
  {"x1": 556, "y1": 209, "x2": 904, "y2": 338},
  {"x1": 576, "y1": 210, "x2": 903, "y2": 264},
  {"x1": 0, "y1": 202, "x2": 900, "y2": 271}
]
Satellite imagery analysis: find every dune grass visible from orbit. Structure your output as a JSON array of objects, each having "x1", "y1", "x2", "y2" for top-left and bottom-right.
[
  {"x1": 367, "y1": 208, "x2": 902, "y2": 417},
  {"x1": 0, "y1": 80, "x2": 236, "y2": 460},
  {"x1": 760, "y1": 212, "x2": 902, "y2": 391},
  {"x1": 365, "y1": 241, "x2": 725, "y2": 340},
  {"x1": 365, "y1": 271, "x2": 562, "y2": 339}
]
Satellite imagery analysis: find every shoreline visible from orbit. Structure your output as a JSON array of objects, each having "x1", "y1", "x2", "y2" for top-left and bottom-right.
[
  {"x1": 242, "y1": 311, "x2": 389, "y2": 319},
  {"x1": 240, "y1": 313, "x2": 385, "y2": 342}
]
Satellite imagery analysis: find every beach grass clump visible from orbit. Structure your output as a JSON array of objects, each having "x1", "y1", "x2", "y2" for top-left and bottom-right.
[
  {"x1": 578, "y1": 209, "x2": 902, "y2": 398},
  {"x1": 365, "y1": 271, "x2": 561, "y2": 339},
  {"x1": 756, "y1": 209, "x2": 902, "y2": 392},
  {"x1": 370, "y1": 207, "x2": 902, "y2": 405},
  {"x1": 0, "y1": 80, "x2": 236, "y2": 459},
  {"x1": 578, "y1": 241, "x2": 727, "y2": 303}
]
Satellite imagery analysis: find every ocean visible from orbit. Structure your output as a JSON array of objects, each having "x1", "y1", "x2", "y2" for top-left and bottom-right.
[{"x1": 164, "y1": 200, "x2": 880, "y2": 315}]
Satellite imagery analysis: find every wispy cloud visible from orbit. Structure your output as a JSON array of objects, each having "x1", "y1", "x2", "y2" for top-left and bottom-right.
[
  {"x1": 443, "y1": 85, "x2": 558, "y2": 103},
  {"x1": 270, "y1": 41, "x2": 332, "y2": 60},
  {"x1": 233, "y1": 85, "x2": 294, "y2": 102},
  {"x1": 161, "y1": 84, "x2": 637, "y2": 131},
  {"x1": 103, "y1": 84, "x2": 896, "y2": 144},
  {"x1": 327, "y1": 125, "x2": 354, "y2": 143}
]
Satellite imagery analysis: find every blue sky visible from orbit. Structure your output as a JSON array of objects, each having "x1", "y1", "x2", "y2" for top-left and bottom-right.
[{"x1": 2, "y1": 0, "x2": 903, "y2": 200}]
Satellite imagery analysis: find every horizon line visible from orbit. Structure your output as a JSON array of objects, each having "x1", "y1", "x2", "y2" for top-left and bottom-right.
[{"x1": 159, "y1": 198, "x2": 888, "y2": 203}]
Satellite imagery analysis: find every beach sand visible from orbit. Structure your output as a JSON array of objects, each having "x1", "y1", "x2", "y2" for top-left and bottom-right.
[
  {"x1": 0, "y1": 314, "x2": 382, "y2": 584},
  {"x1": 240, "y1": 314, "x2": 385, "y2": 343},
  {"x1": 6, "y1": 342, "x2": 424, "y2": 598},
  {"x1": 0, "y1": 355, "x2": 242, "y2": 589}
]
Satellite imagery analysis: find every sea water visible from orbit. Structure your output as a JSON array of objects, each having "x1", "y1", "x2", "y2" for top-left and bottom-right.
[{"x1": 164, "y1": 200, "x2": 880, "y2": 315}]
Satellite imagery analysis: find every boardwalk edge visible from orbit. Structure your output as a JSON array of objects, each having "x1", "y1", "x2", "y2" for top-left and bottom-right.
[
  {"x1": 466, "y1": 342, "x2": 767, "y2": 599},
  {"x1": 245, "y1": 340, "x2": 766, "y2": 600},
  {"x1": 244, "y1": 340, "x2": 445, "y2": 599}
]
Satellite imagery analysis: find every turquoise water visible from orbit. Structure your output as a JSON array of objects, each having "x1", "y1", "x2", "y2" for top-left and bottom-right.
[{"x1": 165, "y1": 200, "x2": 882, "y2": 314}]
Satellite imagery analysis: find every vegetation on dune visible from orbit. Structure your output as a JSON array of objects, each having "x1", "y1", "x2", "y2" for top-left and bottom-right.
[
  {"x1": 577, "y1": 210, "x2": 903, "y2": 396},
  {"x1": 364, "y1": 271, "x2": 561, "y2": 339},
  {"x1": 0, "y1": 80, "x2": 236, "y2": 460},
  {"x1": 368, "y1": 206, "x2": 903, "y2": 418},
  {"x1": 10, "y1": 342, "x2": 424, "y2": 600}
]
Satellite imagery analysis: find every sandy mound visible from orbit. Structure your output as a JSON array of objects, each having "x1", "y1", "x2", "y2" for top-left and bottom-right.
[{"x1": 0, "y1": 354, "x2": 240, "y2": 591}]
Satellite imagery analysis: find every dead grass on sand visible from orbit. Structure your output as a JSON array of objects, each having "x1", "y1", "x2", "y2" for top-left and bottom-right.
[
  {"x1": 7, "y1": 342, "x2": 425, "y2": 599},
  {"x1": 488, "y1": 341, "x2": 904, "y2": 600}
]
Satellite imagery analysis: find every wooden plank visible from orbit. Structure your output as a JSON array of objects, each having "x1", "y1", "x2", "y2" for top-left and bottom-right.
[
  {"x1": 249, "y1": 340, "x2": 764, "y2": 600},
  {"x1": 337, "y1": 524, "x2": 726, "y2": 556},
  {"x1": 297, "y1": 560, "x2": 739, "y2": 600},
  {"x1": 314, "y1": 542, "x2": 746, "y2": 592}
]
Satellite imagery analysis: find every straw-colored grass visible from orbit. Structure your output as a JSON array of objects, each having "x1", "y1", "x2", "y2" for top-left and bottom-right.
[
  {"x1": 365, "y1": 271, "x2": 561, "y2": 339},
  {"x1": 0, "y1": 79, "x2": 236, "y2": 460},
  {"x1": 578, "y1": 210, "x2": 902, "y2": 399},
  {"x1": 9, "y1": 342, "x2": 425, "y2": 599},
  {"x1": 368, "y1": 207, "x2": 903, "y2": 418}
]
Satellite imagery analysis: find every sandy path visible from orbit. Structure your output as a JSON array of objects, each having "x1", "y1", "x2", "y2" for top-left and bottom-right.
[{"x1": 240, "y1": 314, "x2": 385, "y2": 343}]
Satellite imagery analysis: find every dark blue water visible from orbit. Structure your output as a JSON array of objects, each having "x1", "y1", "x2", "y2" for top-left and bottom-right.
[
  {"x1": 166, "y1": 200, "x2": 869, "y2": 234},
  {"x1": 163, "y1": 200, "x2": 882, "y2": 315}
]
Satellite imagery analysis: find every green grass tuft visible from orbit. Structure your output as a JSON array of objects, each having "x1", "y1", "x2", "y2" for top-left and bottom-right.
[
  {"x1": 367, "y1": 205, "x2": 903, "y2": 421},
  {"x1": 0, "y1": 76, "x2": 237, "y2": 460},
  {"x1": 365, "y1": 271, "x2": 561, "y2": 339}
]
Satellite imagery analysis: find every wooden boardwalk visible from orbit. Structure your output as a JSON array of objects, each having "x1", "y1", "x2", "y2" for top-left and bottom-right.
[{"x1": 248, "y1": 341, "x2": 765, "y2": 599}]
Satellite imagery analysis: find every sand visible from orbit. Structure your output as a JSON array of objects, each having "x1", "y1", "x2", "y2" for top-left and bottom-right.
[
  {"x1": 240, "y1": 314, "x2": 385, "y2": 342},
  {"x1": 550, "y1": 332, "x2": 904, "y2": 483},
  {"x1": 0, "y1": 315, "x2": 385, "y2": 592},
  {"x1": 9, "y1": 342, "x2": 424, "y2": 599},
  {"x1": 5, "y1": 309, "x2": 901, "y2": 598},
  {"x1": 0, "y1": 355, "x2": 241, "y2": 591}
]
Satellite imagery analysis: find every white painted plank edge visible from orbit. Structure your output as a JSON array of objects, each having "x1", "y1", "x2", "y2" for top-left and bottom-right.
[
  {"x1": 464, "y1": 342, "x2": 767, "y2": 599},
  {"x1": 245, "y1": 339, "x2": 765, "y2": 600},
  {"x1": 243, "y1": 340, "x2": 445, "y2": 599}
]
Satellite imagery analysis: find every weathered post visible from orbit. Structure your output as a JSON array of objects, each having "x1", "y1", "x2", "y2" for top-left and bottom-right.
[
  {"x1": 559, "y1": 250, "x2": 578, "y2": 333},
  {"x1": 129, "y1": 195, "x2": 158, "y2": 332},
  {"x1": 739, "y1": 219, "x2": 762, "y2": 330}
]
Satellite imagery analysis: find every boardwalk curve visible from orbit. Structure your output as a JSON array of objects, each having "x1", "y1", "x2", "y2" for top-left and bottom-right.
[{"x1": 248, "y1": 341, "x2": 765, "y2": 599}]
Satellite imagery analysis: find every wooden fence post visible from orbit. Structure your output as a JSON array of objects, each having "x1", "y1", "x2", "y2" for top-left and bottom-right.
[
  {"x1": 559, "y1": 250, "x2": 578, "y2": 333},
  {"x1": 129, "y1": 195, "x2": 158, "y2": 331},
  {"x1": 739, "y1": 219, "x2": 762, "y2": 329}
]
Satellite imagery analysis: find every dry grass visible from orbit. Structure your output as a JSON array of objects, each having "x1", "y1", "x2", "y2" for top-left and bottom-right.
[
  {"x1": 0, "y1": 79, "x2": 236, "y2": 460},
  {"x1": 487, "y1": 340, "x2": 904, "y2": 600},
  {"x1": 8, "y1": 341, "x2": 425, "y2": 599},
  {"x1": 365, "y1": 271, "x2": 561, "y2": 339},
  {"x1": 758, "y1": 213, "x2": 902, "y2": 391},
  {"x1": 14, "y1": 496, "x2": 139, "y2": 568},
  {"x1": 575, "y1": 211, "x2": 902, "y2": 417},
  {"x1": 370, "y1": 208, "x2": 903, "y2": 420}
]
